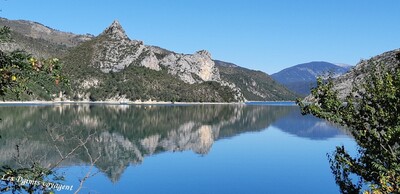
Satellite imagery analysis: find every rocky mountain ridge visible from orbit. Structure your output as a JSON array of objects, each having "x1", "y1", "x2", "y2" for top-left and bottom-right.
[
  {"x1": 0, "y1": 17, "x2": 93, "y2": 58},
  {"x1": 302, "y1": 49, "x2": 400, "y2": 101},
  {"x1": 0, "y1": 17, "x2": 93, "y2": 47},
  {"x1": 61, "y1": 20, "x2": 295, "y2": 101},
  {"x1": 92, "y1": 20, "x2": 161, "y2": 73},
  {"x1": 333, "y1": 49, "x2": 400, "y2": 99},
  {"x1": 92, "y1": 20, "x2": 221, "y2": 84},
  {"x1": 62, "y1": 20, "x2": 244, "y2": 102},
  {"x1": 0, "y1": 18, "x2": 296, "y2": 102}
]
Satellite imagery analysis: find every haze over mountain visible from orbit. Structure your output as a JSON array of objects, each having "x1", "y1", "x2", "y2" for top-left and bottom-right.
[
  {"x1": 0, "y1": 17, "x2": 297, "y2": 102},
  {"x1": 271, "y1": 61, "x2": 352, "y2": 96}
]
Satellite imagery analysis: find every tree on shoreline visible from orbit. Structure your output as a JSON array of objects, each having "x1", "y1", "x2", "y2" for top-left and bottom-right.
[
  {"x1": 297, "y1": 53, "x2": 400, "y2": 193},
  {"x1": 0, "y1": 24, "x2": 70, "y2": 101},
  {"x1": 0, "y1": 26, "x2": 97, "y2": 194}
]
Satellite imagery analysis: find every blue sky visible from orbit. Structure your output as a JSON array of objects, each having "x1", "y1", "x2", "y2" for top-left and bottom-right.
[{"x1": 1, "y1": 0, "x2": 399, "y2": 74}]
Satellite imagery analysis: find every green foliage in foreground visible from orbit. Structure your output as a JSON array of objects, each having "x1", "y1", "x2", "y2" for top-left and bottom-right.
[
  {"x1": 0, "y1": 26, "x2": 69, "y2": 193},
  {"x1": 297, "y1": 53, "x2": 400, "y2": 193},
  {"x1": 1, "y1": 165, "x2": 64, "y2": 194},
  {"x1": 0, "y1": 52, "x2": 70, "y2": 101},
  {"x1": 0, "y1": 26, "x2": 11, "y2": 43},
  {"x1": 0, "y1": 26, "x2": 70, "y2": 101}
]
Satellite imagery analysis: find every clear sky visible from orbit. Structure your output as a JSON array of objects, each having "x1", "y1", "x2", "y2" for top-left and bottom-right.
[{"x1": 1, "y1": 0, "x2": 399, "y2": 74}]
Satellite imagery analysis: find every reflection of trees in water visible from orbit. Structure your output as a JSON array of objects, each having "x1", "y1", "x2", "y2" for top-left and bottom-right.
[
  {"x1": 0, "y1": 104, "x2": 352, "y2": 184},
  {"x1": 0, "y1": 121, "x2": 99, "y2": 193},
  {"x1": 1, "y1": 104, "x2": 345, "y2": 182}
]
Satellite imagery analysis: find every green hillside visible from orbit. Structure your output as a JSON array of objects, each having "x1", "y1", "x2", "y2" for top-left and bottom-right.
[
  {"x1": 62, "y1": 36, "x2": 237, "y2": 102},
  {"x1": 215, "y1": 60, "x2": 298, "y2": 101}
]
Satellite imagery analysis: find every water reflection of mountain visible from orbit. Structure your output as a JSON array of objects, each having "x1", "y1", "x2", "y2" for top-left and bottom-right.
[
  {"x1": 0, "y1": 104, "x2": 293, "y2": 182},
  {"x1": 271, "y1": 107, "x2": 347, "y2": 140}
]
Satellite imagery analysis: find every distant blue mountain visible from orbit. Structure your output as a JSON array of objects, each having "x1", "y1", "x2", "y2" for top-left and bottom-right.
[{"x1": 271, "y1": 61, "x2": 352, "y2": 96}]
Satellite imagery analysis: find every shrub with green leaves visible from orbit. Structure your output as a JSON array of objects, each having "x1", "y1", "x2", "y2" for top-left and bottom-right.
[
  {"x1": 0, "y1": 26, "x2": 70, "y2": 193},
  {"x1": 0, "y1": 26, "x2": 69, "y2": 101},
  {"x1": 297, "y1": 53, "x2": 400, "y2": 193}
]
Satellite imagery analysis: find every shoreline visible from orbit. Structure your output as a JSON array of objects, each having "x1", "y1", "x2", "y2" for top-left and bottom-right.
[
  {"x1": 0, "y1": 100, "x2": 295, "y2": 105},
  {"x1": 0, "y1": 100, "x2": 243, "y2": 105}
]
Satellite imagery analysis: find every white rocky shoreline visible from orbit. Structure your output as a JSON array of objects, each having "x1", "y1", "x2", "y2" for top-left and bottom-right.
[{"x1": 0, "y1": 100, "x2": 294, "y2": 105}]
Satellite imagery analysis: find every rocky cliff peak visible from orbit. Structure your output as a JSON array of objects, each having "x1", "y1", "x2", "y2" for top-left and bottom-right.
[
  {"x1": 101, "y1": 20, "x2": 129, "y2": 40},
  {"x1": 90, "y1": 20, "x2": 161, "y2": 72},
  {"x1": 160, "y1": 50, "x2": 221, "y2": 84},
  {"x1": 195, "y1": 50, "x2": 212, "y2": 58}
]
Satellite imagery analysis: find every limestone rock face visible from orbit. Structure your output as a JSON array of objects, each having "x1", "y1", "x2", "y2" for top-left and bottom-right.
[
  {"x1": 304, "y1": 49, "x2": 400, "y2": 101},
  {"x1": 333, "y1": 49, "x2": 400, "y2": 99},
  {"x1": 0, "y1": 18, "x2": 298, "y2": 101},
  {"x1": 160, "y1": 50, "x2": 221, "y2": 83},
  {"x1": 101, "y1": 20, "x2": 129, "y2": 40},
  {"x1": 91, "y1": 20, "x2": 161, "y2": 73},
  {"x1": 140, "y1": 52, "x2": 160, "y2": 71},
  {"x1": 66, "y1": 20, "x2": 246, "y2": 101},
  {"x1": 0, "y1": 42, "x2": 22, "y2": 53}
]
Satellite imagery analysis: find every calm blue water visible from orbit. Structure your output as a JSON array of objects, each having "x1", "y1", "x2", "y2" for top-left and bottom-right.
[{"x1": 0, "y1": 104, "x2": 356, "y2": 194}]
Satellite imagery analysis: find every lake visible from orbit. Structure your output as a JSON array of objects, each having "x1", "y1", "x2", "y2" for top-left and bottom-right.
[{"x1": 0, "y1": 103, "x2": 356, "y2": 193}]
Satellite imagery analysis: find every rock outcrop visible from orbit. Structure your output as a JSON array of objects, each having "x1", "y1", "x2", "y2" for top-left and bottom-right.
[
  {"x1": 90, "y1": 20, "x2": 221, "y2": 84},
  {"x1": 92, "y1": 20, "x2": 161, "y2": 72},
  {"x1": 160, "y1": 50, "x2": 221, "y2": 83},
  {"x1": 1, "y1": 17, "x2": 297, "y2": 102},
  {"x1": 303, "y1": 49, "x2": 400, "y2": 101},
  {"x1": 333, "y1": 49, "x2": 400, "y2": 99}
]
